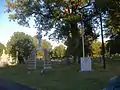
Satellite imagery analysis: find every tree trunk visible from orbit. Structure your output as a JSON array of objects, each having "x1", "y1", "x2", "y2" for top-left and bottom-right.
[
  {"x1": 66, "y1": 23, "x2": 81, "y2": 63},
  {"x1": 18, "y1": 55, "x2": 25, "y2": 64}
]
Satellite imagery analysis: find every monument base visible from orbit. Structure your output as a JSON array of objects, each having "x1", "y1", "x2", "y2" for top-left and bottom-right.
[{"x1": 44, "y1": 64, "x2": 52, "y2": 70}]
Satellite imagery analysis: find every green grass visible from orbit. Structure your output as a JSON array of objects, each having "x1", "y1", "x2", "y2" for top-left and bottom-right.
[{"x1": 0, "y1": 60, "x2": 120, "y2": 90}]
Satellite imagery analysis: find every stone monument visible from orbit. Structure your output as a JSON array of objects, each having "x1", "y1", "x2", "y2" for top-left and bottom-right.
[
  {"x1": 43, "y1": 48, "x2": 52, "y2": 69},
  {"x1": 80, "y1": 57, "x2": 92, "y2": 71},
  {"x1": 28, "y1": 48, "x2": 36, "y2": 74},
  {"x1": 0, "y1": 49, "x2": 9, "y2": 67},
  {"x1": 0, "y1": 49, "x2": 17, "y2": 67}
]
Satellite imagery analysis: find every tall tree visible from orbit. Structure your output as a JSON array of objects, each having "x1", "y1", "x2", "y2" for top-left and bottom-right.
[
  {"x1": 105, "y1": 0, "x2": 120, "y2": 39},
  {"x1": 5, "y1": 0, "x2": 89, "y2": 39},
  {"x1": 104, "y1": 0, "x2": 120, "y2": 57},
  {"x1": 6, "y1": 0, "x2": 106, "y2": 62},
  {"x1": 7, "y1": 32, "x2": 35, "y2": 64}
]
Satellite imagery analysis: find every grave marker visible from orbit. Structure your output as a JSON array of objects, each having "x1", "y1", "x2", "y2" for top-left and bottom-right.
[
  {"x1": 80, "y1": 57, "x2": 92, "y2": 71},
  {"x1": 43, "y1": 48, "x2": 52, "y2": 70},
  {"x1": 28, "y1": 48, "x2": 36, "y2": 74}
]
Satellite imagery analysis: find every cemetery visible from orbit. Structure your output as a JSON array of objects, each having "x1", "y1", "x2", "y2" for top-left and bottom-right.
[
  {"x1": 0, "y1": 56, "x2": 120, "y2": 90},
  {"x1": 0, "y1": 0, "x2": 120, "y2": 90},
  {"x1": 0, "y1": 44, "x2": 120, "y2": 90}
]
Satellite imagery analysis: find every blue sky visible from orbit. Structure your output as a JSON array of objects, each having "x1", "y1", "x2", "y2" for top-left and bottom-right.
[
  {"x1": 0, "y1": 0, "x2": 38, "y2": 45},
  {"x1": 0, "y1": 0, "x2": 63, "y2": 48},
  {"x1": 0, "y1": 0, "x2": 62, "y2": 48}
]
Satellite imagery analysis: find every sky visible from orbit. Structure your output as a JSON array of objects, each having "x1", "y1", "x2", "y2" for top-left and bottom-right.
[
  {"x1": 0, "y1": 0, "x2": 35, "y2": 44},
  {"x1": 0, "y1": 0, "x2": 62, "y2": 48}
]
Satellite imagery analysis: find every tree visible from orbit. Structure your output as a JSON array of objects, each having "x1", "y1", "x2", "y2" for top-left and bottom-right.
[
  {"x1": 105, "y1": 0, "x2": 120, "y2": 39},
  {"x1": 38, "y1": 39, "x2": 52, "y2": 59},
  {"x1": 33, "y1": 36, "x2": 52, "y2": 50},
  {"x1": 7, "y1": 32, "x2": 35, "y2": 64},
  {"x1": 33, "y1": 35, "x2": 39, "y2": 48},
  {"x1": 41, "y1": 39, "x2": 52, "y2": 51},
  {"x1": 36, "y1": 50, "x2": 44, "y2": 59},
  {"x1": 104, "y1": 0, "x2": 120, "y2": 57},
  {"x1": 52, "y1": 44, "x2": 66, "y2": 58},
  {"x1": 0, "y1": 43, "x2": 6, "y2": 56},
  {"x1": 5, "y1": 0, "x2": 103, "y2": 62},
  {"x1": 5, "y1": 0, "x2": 89, "y2": 38},
  {"x1": 33, "y1": 36, "x2": 52, "y2": 59},
  {"x1": 91, "y1": 40, "x2": 101, "y2": 57},
  {"x1": 106, "y1": 38, "x2": 120, "y2": 55}
]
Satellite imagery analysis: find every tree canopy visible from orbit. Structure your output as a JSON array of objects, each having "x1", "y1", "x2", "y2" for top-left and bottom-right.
[
  {"x1": 33, "y1": 36, "x2": 52, "y2": 51},
  {"x1": 7, "y1": 32, "x2": 35, "y2": 64},
  {"x1": 91, "y1": 40, "x2": 101, "y2": 57},
  {"x1": 105, "y1": 0, "x2": 120, "y2": 39},
  {"x1": 33, "y1": 36, "x2": 52, "y2": 59},
  {"x1": 41, "y1": 39, "x2": 52, "y2": 51},
  {"x1": 5, "y1": 0, "x2": 113, "y2": 62},
  {"x1": 51, "y1": 44, "x2": 66, "y2": 58},
  {"x1": 5, "y1": 0, "x2": 101, "y2": 40}
]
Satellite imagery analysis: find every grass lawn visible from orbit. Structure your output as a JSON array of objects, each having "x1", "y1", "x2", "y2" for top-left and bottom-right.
[{"x1": 0, "y1": 59, "x2": 120, "y2": 90}]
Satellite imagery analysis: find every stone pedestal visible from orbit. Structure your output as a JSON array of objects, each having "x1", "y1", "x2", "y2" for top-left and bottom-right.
[
  {"x1": 80, "y1": 57, "x2": 92, "y2": 71},
  {"x1": 43, "y1": 48, "x2": 52, "y2": 70}
]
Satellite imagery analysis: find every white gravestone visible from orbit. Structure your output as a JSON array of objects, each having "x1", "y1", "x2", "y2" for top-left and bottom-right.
[{"x1": 80, "y1": 57, "x2": 92, "y2": 71}]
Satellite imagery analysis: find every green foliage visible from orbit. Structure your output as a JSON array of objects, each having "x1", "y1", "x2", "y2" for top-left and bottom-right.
[
  {"x1": 95, "y1": 0, "x2": 112, "y2": 10},
  {"x1": 51, "y1": 44, "x2": 66, "y2": 58},
  {"x1": 105, "y1": 0, "x2": 120, "y2": 38},
  {"x1": 5, "y1": 0, "x2": 90, "y2": 40},
  {"x1": 33, "y1": 35, "x2": 38, "y2": 48},
  {"x1": 106, "y1": 39, "x2": 120, "y2": 55},
  {"x1": 0, "y1": 43, "x2": 6, "y2": 56},
  {"x1": 33, "y1": 36, "x2": 52, "y2": 58},
  {"x1": 36, "y1": 50, "x2": 43, "y2": 59},
  {"x1": 91, "y1": 40, "x2": 101, "y2": 57},
  {"x1": 6, "y1": 0, "x2": 101, "y2": 61},
  {"x1": 33, "y1": 36, "x2": 52, "y2": 51},
  {"x1": 7, "y1": 32, "x2": 35, "y2": 60},
  {"x1": 41, "y1": 39, "x2": 52, "y2": 51}
]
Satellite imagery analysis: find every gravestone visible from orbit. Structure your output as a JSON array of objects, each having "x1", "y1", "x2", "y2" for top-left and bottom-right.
[
  {"x1": 80, "y1": 57, "x2": 92, "y2": 71},
  {"x1": 0, "y1": 49, "x2": 9, "y2": 65},
  {"x1": 43, "y1": 48, "x2": 52, "y2": 70},
  {"x1": 28, "y1": 48, "x2": 36, "y2": 74}
]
